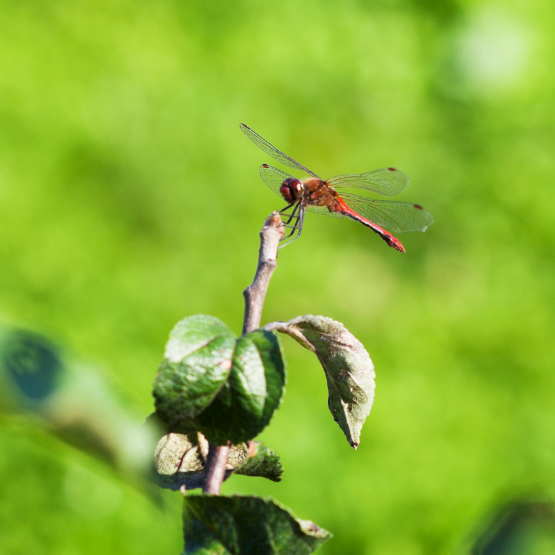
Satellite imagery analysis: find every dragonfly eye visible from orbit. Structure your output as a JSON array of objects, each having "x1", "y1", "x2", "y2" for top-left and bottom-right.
[{"x1": 280, "y1": 178, "x2": 303, "y2": 203}]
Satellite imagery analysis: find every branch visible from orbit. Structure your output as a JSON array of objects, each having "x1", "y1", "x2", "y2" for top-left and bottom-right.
[
  {"x1": 202, "y1": 212, "x2": 283, "y2": 495},
  {"x1": 242, "y1": 212, "x2": 284, "y2": 334},
  {"x1": 203, "y1": 443, "x2": 231, "y2": 494}
]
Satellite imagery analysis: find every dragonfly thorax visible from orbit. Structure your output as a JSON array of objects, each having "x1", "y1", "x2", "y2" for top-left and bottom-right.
[{"x1": 280, "y1": 177, "x2": 304, "y2": 203}]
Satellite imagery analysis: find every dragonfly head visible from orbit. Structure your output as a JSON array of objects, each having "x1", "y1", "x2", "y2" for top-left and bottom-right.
[{"x1": 280, "y1": 177, "x2": 303, "y2": 203}]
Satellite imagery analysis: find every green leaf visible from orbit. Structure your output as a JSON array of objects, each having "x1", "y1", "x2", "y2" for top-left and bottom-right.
[
  {"x1": 153, "y1": 315, "x2": 236, "y2": 430},
  {"x1": 195, "y1": 330, "x2": 285, "y2": 444},
  {"x1": 266, "y1": 315, "x2": 375, "y2": 448},
  {"x1": 0, "y1": 327, "x2": 158, "y2": 480},
  {"x1": 153, "y1": 320, "x2": 285, "y2": 445},
  {"x1": 235, "y1": 443, "x2": 283, "y2": 482},
  {"x1": 183, "y1": 495, "x2": 331, "y2": 554}
]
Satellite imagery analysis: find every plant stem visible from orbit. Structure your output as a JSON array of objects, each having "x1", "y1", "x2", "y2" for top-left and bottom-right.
[
  {"x1": 242, "y1": 212, "x2": 284, "y2": 334},
  {"x1": 203, "y1": 444, "x2": 230, "y2": 494},
  {"x1": 202, "y1": 212, "x2": 283, "y2": 495}
]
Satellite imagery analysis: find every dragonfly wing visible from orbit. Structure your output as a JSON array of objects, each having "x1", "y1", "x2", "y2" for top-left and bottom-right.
[
  {"x1": 339, "y1": 193, "x2": 433, "y2": 233},
  {"x1": 305, "y1": 204, "x2": 343, "y2": 218},
  {"x1": 259, "y1": 163, "x2": 294, "y2": 196},
  {"x1": 328, "y1": 167, "x2": 408, "y2": 196},
  {"x1": 240, "y1": 123, "x2": 319, "y2": 177}
]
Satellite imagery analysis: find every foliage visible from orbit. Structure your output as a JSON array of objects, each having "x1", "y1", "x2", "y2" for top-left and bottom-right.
[
  {"x1": 266, "y1": 315, "x2": 375, "y2": 448},
  {"x1": 154, "y1": 316, "x2": 286, "y2": 444},
  {"x1": 152, "y1": 314, "x2": 373, "y2": 552},
  {"x1": 183, "y1": 496, "x2": 330, "y2": 554},
  {"x1": 0, "y1": 327, "x2": 157, "y2": 477}
]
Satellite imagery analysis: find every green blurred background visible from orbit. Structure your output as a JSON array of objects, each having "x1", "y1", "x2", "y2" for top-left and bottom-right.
[{"x1": 1, "y1": 0, "x2": 554, "y2": 553}]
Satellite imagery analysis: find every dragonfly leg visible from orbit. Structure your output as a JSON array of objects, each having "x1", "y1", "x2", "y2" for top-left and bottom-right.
[
  {"x1": 276, "y1": 202, "x2": 302, "y2": 238},
  {"x1": 279, "y1": 207, "x2": 305, "y2": 248},
  {"x1": 281, "y1": 208, "x2": 301, "y2": 239},
  {"x1": 279, "y1": 202, "x2": 295, "y2": 214},
  {"x1": 279, "y1": 201, "x2": 301, "y2": 225},
  {"x1": 281, "y1": 219, "x2": 300, "y2": 240},
  {"x1": 297, "y1": 205, "x2": 305, "y2": 235},
  {"x1": 289, "y1": 205, "x2": 304, "y2": 240}
]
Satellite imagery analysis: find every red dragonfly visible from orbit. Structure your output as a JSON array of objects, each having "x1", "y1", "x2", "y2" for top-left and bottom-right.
[{"x1": 240, "y1": 123, "x2": 433, "y2": 252}]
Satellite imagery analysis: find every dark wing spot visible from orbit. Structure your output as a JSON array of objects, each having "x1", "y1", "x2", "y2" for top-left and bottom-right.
[
  {"x1": 413, "y1": 203, "x2": 423, "y2": 210},
  {"x1": 387, "y1": 167, "x2": 397, "y2": 172},
  {"x1": 262, "y1": 163, "x2": 269, "y2": 168}
]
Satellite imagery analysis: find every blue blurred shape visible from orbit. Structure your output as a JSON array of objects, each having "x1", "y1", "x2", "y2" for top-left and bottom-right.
[{"x1": 0, "y1": 328, "x2": 63, "y2": 409}]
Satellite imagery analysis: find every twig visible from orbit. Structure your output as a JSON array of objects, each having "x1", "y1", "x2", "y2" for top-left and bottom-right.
[
  {"x1": 242, "y1": 212, "x2": 284, "y2": 334},
  {"x1": 203, "y1": 443, "x2": 231, "y2": 494},
  {"x1": 202, "y1": 212, "x2": 283, "y2": 495}
]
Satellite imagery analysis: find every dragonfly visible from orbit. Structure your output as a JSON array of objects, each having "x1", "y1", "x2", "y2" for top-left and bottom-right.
[{"x1": 240, "y1": 123, "x2": 433, "y2": 252}]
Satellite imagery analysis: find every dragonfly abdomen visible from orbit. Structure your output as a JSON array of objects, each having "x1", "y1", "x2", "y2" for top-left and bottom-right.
[{"x1": 335, "y1": 197, "x2": 406, "y2": 253}]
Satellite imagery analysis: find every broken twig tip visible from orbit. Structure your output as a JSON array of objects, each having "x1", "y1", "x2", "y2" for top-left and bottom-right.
[
  {"x1": 263, "y1": 211, "x2": 285, "y2": 241},
  {"x1": 266, "y1": 211, "x2": 283, "y2": 227}
]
